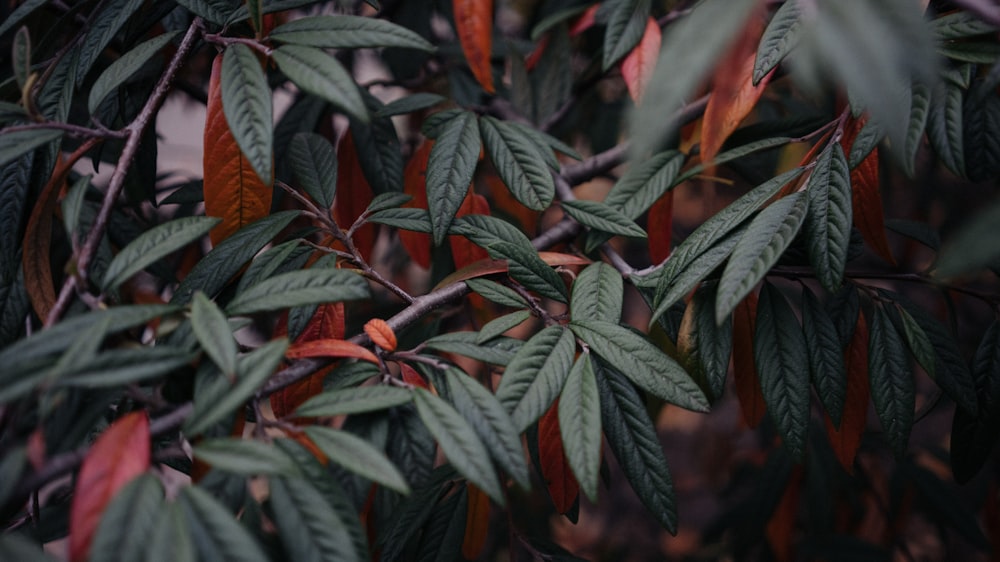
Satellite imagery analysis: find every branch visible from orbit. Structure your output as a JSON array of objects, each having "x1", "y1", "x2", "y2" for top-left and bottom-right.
[{"x1": 0, "y1": 122, "x2": 126, "y2": 139}]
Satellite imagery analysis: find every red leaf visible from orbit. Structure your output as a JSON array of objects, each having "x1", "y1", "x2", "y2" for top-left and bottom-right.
[
  {"x1": 400, "y1": 363, "x2": 430, "y2": 390},
  {"x1": 524, "y1": 34, "x2": 550, "y2": 71},
  {"x1": 461, "y1": 483, "x2": 491, "y2": 560},
  {"x1": 434, "y1": 252, "x2": 591, "y2": 289},
  {"x1": 766, "y1": 465, "x2": 803, "y2": 562},
  {"x1": 825, "y1": 313, "x2": 870, "y2": 473},
  {"x1": 840, "y1": 118, "x2": 896, "y2": 265},
  {"x1": 401, "y1": 140, "x2": 433, "y2": 269},
  {"x1": 203, "y1": 54, "x2": 273, "y2": 246},
  {"x1": 271, "y1": 303, "x2": 345, "y2": 419},
  {"x1": 449, "y1": 191, "x2": 491, "y2": 270},
  {"x1": 364, "y1": 318, "x2": 397, "y2": 352},
  {"x1": 569, "y1": 5, "x2": 600, "y2": 36},
  {"x1": 453, "y1": 0, "x2": 494, "y2": 93},
  {"x1": 621, "y1": 18, "x2": 661, "y2": 105},
  {"x1": 538, "y1": 402, "x2": 579, "y2": 514},
  {"x1": 335, "y1": 131, "x2": 376, "y2": 263},
  {"x1": 69, "y1": 412, "x2": 150, "y2": 562},
  {"x1": 647, "y1": 191, "x2": 674, "y2": 263},
  {"x1": 482, "y1": 172, "x2": 539, "y2": 237},
  {"x1": 733, "y1": 293, "x2": 766, "y2": 428},
  {"x1": 286, "y1": 339, "x2": 379, "y2": 364}
]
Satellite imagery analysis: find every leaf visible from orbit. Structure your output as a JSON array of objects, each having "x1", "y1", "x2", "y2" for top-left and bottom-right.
[
  {"x1": 177, "y1": 485, "x2": 268, "y2": 562},
  {"x1": 413, "y1": 388, "x2": 504, "y2": 503},
  {"x1": 461, "y1": 485, "x2": 490, "y2": 560},
  {"x1": 753, "y1": 0, "x2": 800, "y2": 84},
  {"x1": 268, "y1": 476, "x2": 361, "y2": 562},
  {"x1": 804, "y1": 145, "x2": 853, "y2": 292},
  {"x1": 376, "y1": 93, "x2": 447, "y2": 117},
  {"x1": 89, "y1": 474, "x2": 164, "y2": 562},
  {"x1": 630, "y1": 0, "x2": 759, "y2": 156},
  {"x1": 364, "y1": 318, "x2": 397, "y2": 351},
  {"x1": 88, "y1": 32, "x2": 178, "y2": 114},
  {"x1": 0, "y1": 534, "x2": 56, "y2": 561},
  {"x1": 926, "y1": 81, "x2": 965, "y2": 177},
  {"x1": 561, "y1": 199, "x2": 646, "y2": 238},
  {"x1": 0, "y1": 129, "x2": 62, "y2": 169},
  {"x1": 932, "y1": 9, "x2": 998, "y2": 39},
  {"x1": 868, "y1": 304, "x2": 914, "y2": 459},
  {"x1": 75, "y1": 0, "x2": 145, "y2": 82},
  {"x1": 603, "y1": 0, "x2": 650, "y2": 70},
  {"x1": 144, "y1": 501, "x2": 194, "y2": 562},
  {"x1": 485, "y1": 240, "x2": 569, "y2": 302},
  {"x1": 902, "y1": 83, "x2": 931, "y2": 176},
  {"x1": 103, "y1": 216, "x2": 219, "y2": 291},
  {"x1": 538, "y1": 402, "x2": 579, "y2": 514},
  {"x1": 175, "y1": 0, "x2": 234, "y2": 24},
  {"x1": 294, "y1": 386, "x2": 412, "y2": 418},
  {"x1": 595, "y1": 363, "x2": 677, "y2": 533},
  {"x1": 303, "y1": 426, "x2": 410, "y2": 494},
  {"x1": 951, "y1": 320, "x2": 1000, "y2": 483},
  {"x1": 69, "y1": 412, "x2": 150, "y2": 562},
  {"x1": 453, "y1": 0, "x2": 495, "y2": 92},
  {"x1": 449, "y1": 192, "x2": 491, "y2": 270},
  {"x1": 286, "y1": 339, "x2": 379, "y2": 364},
  {"x1": 801, "y1": 286, "x2": 847, "y2": 427},
  {"x1": 57, "y1": 347, "x2": 196, "y2": 388},
  {"x1": 0, "y1": 0, "x2": 46, "y2": 38},
  {"x1": 193, "y1": 438, "x2": 299, "y2": 476},
  {"x1": 203, "y1": 54, "x2": 273, "y2": 245},
  {"x1": 845, "y1": 139, "x2": 895, "y2": 265},
  {"x1": 570, "y1": 320, "x2": 708, "y2": 412},
  {"x1": 479, "y1": 116, "x2": 554, "y2": 211},
  {"x1": 570, "y1": 262, "x2": 624, "y2": 324},
  {"x1": 226, "y1": 268, "x2": 368, "y2": 315},
  {"x1": 826, "y1": 312, "x2": 870, "y2": 472},
  {"x1": 621, "y1": 17, "x2": 661, "y2": 103},
  {"x1": 427, "y1": 112, "x2": 481, "y2": 245},
  {"x1": 271, "y1": 45, "x2": 367, "y2": 121},
  {"x1": 558, "y1": 353, "x2": 602, "y2": 501},
  {"x1": 466, "y1": 278, "x2": 529, "y2": 308},
  {"x1": 495, "y1": 326, "x2": 576, "y2": 431},
  {"x1": 692, "y1": 285, "x2": 733, "y2": 400},
  {"x1": 335, "y1": 131, "x2": 378, "y2": 261},
  {"x1": 732, "y1": 293, "x2": 766, "y2": 428},
  {"x1": 476, "y1": 310, "x2": 531, "y2": 343},
  {"x1": 288, "y1": 132, "x2": 337, "y2": 210},
  {"x1": 423, "y1": 332, "x2": 522, "y2": 366},
  {"x1": 715, "y1": 192, "x2": 808, "y2": 324},
  {"x1": 895, "y1": 304, "x2": 937, "y2": 380},
  {"x1": 753, "y1": 283, "x2": 809, "y2": 460},
  {"x1": 269, "y1": 14, "x2": 433, "y2": 51},
  {"x1": 936, "y1": 199, "x2": 1000, "y2": 278}
]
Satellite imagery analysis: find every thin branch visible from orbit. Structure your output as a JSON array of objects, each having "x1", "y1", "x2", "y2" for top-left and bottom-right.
[{"x1": 0, "y1": 122, "x2": 127, "y2": 139}]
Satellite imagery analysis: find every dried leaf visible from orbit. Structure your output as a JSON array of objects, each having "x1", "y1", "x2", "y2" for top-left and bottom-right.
[
  {"x1": 841, "y1": 118, "x2": 895, "y2": 265},
  {"x1": 647, "y1": 191, "x2": 673, "y2": 264},
  {"x1": 461, "y1": 484, "x2": 490, "y2": 560}
]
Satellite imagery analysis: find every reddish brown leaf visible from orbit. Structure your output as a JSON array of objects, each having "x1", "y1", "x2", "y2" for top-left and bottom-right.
[
  {"x1": 433, "y1": 252, "x2": 591, "y2": 289},
  {"x1": 538, "y1": 401, "x2": 579, "y2": 514},
  {"x1": 449, "y1": 191, "x2": 491, "y2": 270},
  {"x1": 286, "y1": 339, "x2": 379, "y2": 364},
  {"x1": 569, "y1": 5, "x2": 599, "y2": 36},
  {"x1": 453, "y1": 0, "x2": 495, "y2": 93},
  {"x1": 840, "y1": 118, "x2": 896, "y2": 265},
  {"x1": 826, "y1": 313, "x2": 870, "y2": 473},
  {"x1": 401, "y1": 140, "x2": 433, "y2": 268},
  {"x1": 271, "y1": 303, "x2": 344, "y2": 419},
  {"x1": 733, "y1": 293, "x2": 766, "y2": 428},
  {"x1": 524, "y1": 34, "x2": 550, "y2": 71},
  {"x1": 461, "y1": 483, "x2": 490, "y2": 560},
  {"x1": 621, "y1": 18, "x2": 661, "y2": 105},
  {"x1": 203, "y1": 54, "x2": 273, "y2": 246},
  {"x1": 69, "y1": 412, "x2": 150, "y2": 562},
  {"x1": 482, "y1": 172, "x2": 538, "y2": 237},
  {"x1": 647, "y1": 191, "x2": 674, "y2": 264},
  {"x1": 399, "y1": 363, "x2": 430, "y2": 390},
  {"x1": 364, "y1": 318, "x2": 397, "y2": 352},
  {"x1": 766, "y1": 465, "x2": 803, "y2": 562},
  {"x1": 335, "y1": 131, "x2": 377, "y2": 263}
]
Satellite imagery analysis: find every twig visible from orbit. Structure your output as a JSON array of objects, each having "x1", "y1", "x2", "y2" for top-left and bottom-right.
[{"x1": 0, "y1": 122, "x2": 127, "y2": 139}]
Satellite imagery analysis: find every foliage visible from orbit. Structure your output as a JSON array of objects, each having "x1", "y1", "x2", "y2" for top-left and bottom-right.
[{"x1": 1, "y1": 0, "x2": 1000, "y2": 559}]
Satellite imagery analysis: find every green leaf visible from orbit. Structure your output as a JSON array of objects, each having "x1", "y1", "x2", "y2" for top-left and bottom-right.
[
  {"x1": 558, "y1": 353, "x2": 602, "y2": 501},
  {"x1": 801, "y1": 286, "x2": 846, "y2": 427},
  {"x1": 225, "y1": 268, "x2": 368, "y2": 316},
  {"x1": 175, "y1": 0, "x2": 235, "y2": 24},
  {"x1": 294, "y1": 386, "x2": 413, "y2": 418},
  {"x1": 570, "y1": 320, "x2": 708, "y2": 412},
  {"x1": 271, "y1": 45, "x2": 367, "y2": 122},
  {"x1": 303, "y1": 426, "x2": 410, "y2": 494},
  {"x1": 509, "y1": 121, "x2": 582, "y2": 161},
  {"x1": 931, "y1": 10, "x2": 998, "y2": 39},
  {"x1": 376, "y1": 93, "x2": 446, "y2": 118},
  {"x1": 630, "y1": 0, "x2": 759, "y2": 155},
  {"x1": 477, "y1": 310, "x2": 531, "y2": 343},
  {"x1": 0, "y1": 446, "x2": 26, "y2": 509},
  {"x1": 868, "y1": 305, "x2": 914, "y2": 459},
  {"x1": 377, "y1": 468, "x2": 454, "y2": 560},
  {"x1": 57, "y1": 346, "x2": 195, "y2": 387},
  {"x1": 465, "y1": 278, "x2": 529, "y2": 308},
  {"x1": 901, "y1": 82, "x2": 931, "y2": 176},
  {"x1": 678, "y1": 137, "x2": 795, "y2": 184},
  {"x1": 61, "y1": 175, "x2": 91, "y2": 241},
  {"x1": 367, "y1": 208, "x2": 432, "y2": 232},
  {"x1": 436, "y1": 366, "x2": 531, "y2": 489},
  {"x1": 268, "y1": 476, "x2": 361, "y2": 562},
  {"x1": 963, "y1": 77, "x2": 1000, "y2": 183},
  {"x1": 0, "y1": 534, "x2": 56, "y2": 562},
  {"x1": 366, "y1": 192, "x2": 412, "y2": 214},
  {"x1": 146, "y1": 502, "x2": 195, "y2": 562},
  {"x1": 595, "y1": 363, "x2": 677, "y2": 533},
  {"x1": 426, "y1": 111, "x2": 480, "y2": 245},
  {"x1": 495, "y1": 326, "x2": 576, "y2": 431},
  {"x1": 75, "y1": 0, "x2": 145, "y2": 82},
  {"x1": 193, "y1": 438, "x2": 299, "y2": 476},
  {"x1": 571, "y1": 262, "x2": 624, "y2": 324},
  {"x1": 894, "y1": 304, "x2": 937, "y2": 380},
  {"x1": 754, "y1": 282, "x2": 809, "y2": 460},
  {"x1": 412, "y1": 388, "x2": 504, "y2": 503},
  {"x1": 178, "y1": 485, "x2": 269, "y2": 562},
  {"x1": 486, "y1": 240, "x2": 569, "y2": 302},
  {"x1": 88, "y1": 32, "x2": 178, "y2": 114},
  {"x1": 715, "y1": 192, "x2": 808, "y2": 324},
  {"x1": 423, "y1": 332, "x2": 522, "y2": 366},
  {"x1": 847, "y1": 119, "x2": 884, "y2": 170},
  {"x1": 926, "y1": 80, "x2": 965, "y2": 177},
  {"x1": 350, "y1": 100, "x2": 403, "y2": 197},
  {"x1": 13, "y1": 27, "x2": 30, "y2": 90},
  {"x1": 185, "y1": 338, "x2": 289, "y2": 436},
  {"x1": 172, "y1": 211, "x2": 299, "y2": 305},
  {"x1": 603, "y1": 0, "x2": 650, "y2": 70},
  {"x1": 804, "y1": 144, "x2": 852, "y2": 292},
  {"x1": 604, "y1": 150, "x2": 684, "y2": 219},
  {"x1": 936, "y1": 199, "x2": 1000, "y2": 278},
  {"x1": 692, "y1": 285, "x2": 732, "y2": 400},
  {"x1": 561, "y1": 199, "x2": 646, "y2": 238},
  {"x1": 754, "y1": 0, "x2": 800, "y2": 84},
  {"x1": 951, "y1": 320, "x2": 1000, "y2": 483},
  {"x1": 103, "y1": 216, "x2": 219, "y2": 291},
  {"x1": 221, "y1": 43, "x2": 273, "y2": 184},
  {"x1": 90, "y1": 474, "x2": 165, "y2": 562},
  {"x1": 413, "y1": 488, "x2": 467, "y2": 562},
  {"x1": 0, "y1": 0, "x2": 46, "y2": 39},
  {"x1": 0, "y1": 129, "x2": 62, "y2": 169},
  {"x1": 235, "y1": 240, "x2": 308, "y2": 294},
  {"x1": 270, "y1": 15, "x2": 434, "y2": 51},
  {"x1": 191, "y1": 292, "x2": 238, "y2": 376},
  {"x1": 479, "y1": 115, "x2": 554, "y2": 211}
]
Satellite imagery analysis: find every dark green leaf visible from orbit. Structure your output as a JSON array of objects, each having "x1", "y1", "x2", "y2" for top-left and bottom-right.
[
  {"x1": 754, "y1": 0, "x2": 800, "y2": 84},
  {"x1": 900, "y1": 82, "x2": 930, "y2": 176},
  {"x1": 193, "y1": 438, "x2": 299, "y2": 476},
  {"x1": 692, "y1": 285, "x2": 732, "y2": 400},
  {"x1": 802, "y1": 286, "x2": 846, "y2": 426},
  {"x1": 191, "y1": 291, "x2": 237, "y2": 377},
  {"x1": 868, "y1": 305, "x2": 914, "y2": 458},
  {"x1": 288, "y1": 132, "x2": 339, "y2": 210},
  {"x1": 562, "y1": 199, "x2": 646, "y2": 238},
  {"x1": 894, "y1": 304, "x2": 937, "y2": 379},
  {"x1": 174, "y1": 0, "x2": 235, "y2": 24},
  {"x1": 57, "y1": 346, "x2": 195, "y2": 387},
  {"x1": 477, "y1": 310, "x2": 531, "y2": 343},
  {"x1": 414, "y1": 488, "x2": 466, "y2": 562},
  {"x1": 486, "y1": 240, "x2": 569, "y2": 302},
  {"x1": 225, "y1": 268, "x2": 368, "y2": 316},
  {"x1": 679, "y1": 137, "x2": 795, "y2": 184},
  {"x1": 558, "y1": 353, "x2": 602, "y2": 501},
  {"x1": 479, "y1": 116, "x2": 554, "y2": 210},
  {"x1": 366, "y1": 192, "x2": 412, "y2": 214},
  {"x1": 90, "y1": 474, "x2": 165, "y2": 562},
  {"x1": 13, "y1": 27, "x2": 30, "y2": 90},
  {"x1": 926, "y1": 81, "x2": 965, "y2": 177},
  {"x1": 465, "y1": 278, "x2": 529, "y2": 308},
  {"x1": 103, "y1": 216, "x2": 219, "y2": 291},
  {"x1": 88, "y1": 32, "x2": 178, "y2": 114},
  {"x1": 294, "y1": 386, "x2": 413, "y2": 418},
  {"x1": 367, "y1": 208, "x2": 432, "y2": 232},
  {"x1": 495, "y1": 326, "x2": 576, "y2": 431},
  {"x1": 0, "y1": 534, "x2": 56, "y2": 562},
  {"x1": 951, "y1": 320, "x2": 1000, "y2": 482},
  {"x1": 303, "y1": 426, "x2": 410, "y2": 494},
  {"x1": 426, "y1": 112, "x2": 481, "y2": 245},
  {"x1": 270, "y1": 15, "x2": 434, "y2": 51},
  {"x1": 604, "y1": 150, "x2": 684, "y2": 220},
  {"x1": 376, "y1": 93, "x2": 446, "y2": 118},
  {"x1": 571, "y1": 262, "x2": 624, "y2": 324},
  {"x1": 963, "y1": 80, "x2": 1000, "y2": 183},
  {"x1": 905, "y1": 463, "x2": 990, "y2": 549},
  {"x1": 76, "y1": 0, "x2": 145, "y2": 82},
  {"x1": 804, "y1": 145, "x2": 852, "y2": 292},
  {"x1": 932, "y1": 10, "x2": 998, "y2": 39},
  {"x1": 423, "y1": 332, "x2": 522, "y2": 366},
  {"x1": 603, "y1": 0, "x2": 650, "y2": 70},
  {"x1": 0, "y1": 129, "x2": 62, "y2": 169},
  {"x1": 178, "y1": 485, "x2": 268, "y2": 562},
  {"x1": 269, "y1": 476, "x2": 361, "y2": 562},
  {"x1": 271, "y1": 45, "x2": 367, "y2": 122},
  {"x1": 146, "y1": 502, "x2": 195, "y2": 562},
  {"x1": 0, "y1": 0, "x2": 46, "y2": 38},
  {"x1": 376, "y1": 468, "x2": 454, "y2": 560},
  {"x1": 847, "y1": 119, "x2": 884, "y2": 170}
]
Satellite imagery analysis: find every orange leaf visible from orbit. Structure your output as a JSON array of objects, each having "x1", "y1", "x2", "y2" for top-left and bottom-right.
[
  {"x1": 481, "y1": 172, "x2": 538, "y2": 237},
  {"x1": 203, "y1": 54, "x2": 273, "y2": 246},
  {"x1": 700, "y1": 12, "x2": 770, "y2": 166},
  {"x1": 840, "y1": 118, "x2": 896, "y2": 265},
  {"x1": 461, "y1": 483, "x2": 491, "y2": 560},
  {"x1": 434, "y1": 251, "x2": 591, "y2": 289},
  {"x1": 286, "y1": 339, "x2": 379, "y2": 364},
  {"x1": 621, "y1": 18, "x2": 661, "y2": 105},
  {"x1": 453, "y1": 0, "x2": 494, "y2": 93},
  {"x1": 69, "y1": 412, "x2": 150, "y2": 562},
  {"x1": 364, "y1": 318, "x2": 397, "y2": 352},
  {"x1": 647, "y1": 191, "x2": 674, "y2": 264},
  {"x1": 766, "y1": 465, "x2": 803, "y2": 562},
  {"x1": 449, "y1": 192, "x2": 491, "y2": 270},
  {"x1": 538, "y1": 401, "x2": 579, "y2": 514},
  {"x1": 335, "y1": 131, "x2": 377, "y2": 263},
  {"x1": 732, "y1": 293, "x2": 766, "y2": 428},
  {"x1": 826, "y1": 313, "x2": 870, "y2": 473},
  {"x1": 401, "y1": 140, "x2": 433, "y2": 269},
  {"x1": 569, "y1": 5, "x2": 599, "y2": 36},
  {"x1": 400, "y1": 363, "x2": 430, "y2": 390}
]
